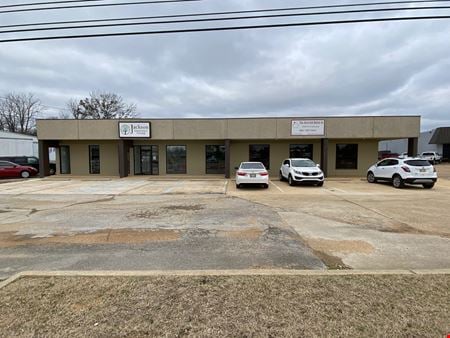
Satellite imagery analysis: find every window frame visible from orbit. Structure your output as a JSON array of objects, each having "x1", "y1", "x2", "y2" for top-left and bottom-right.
[
  {"x1": 249, "y1": 144, "x2": 270, "y2": 169},
  {"x1": 335, "y1": 144, "x2": 358, "y2": 170},
  {"x1": 289, "y1": 144, "x2": 314, "y2": 160},
  {"x1": 166, "y1": 145, "x2": 187, "y2": 174},
  {"x1": 59, "y1": 145, "x2": 71, "y2": 174},
  {"x1": 88, "y1": 145, "x2": 100, "y2": 175},
  {"x1": 205, "y1": 144, "x2": 225, "y2": 175}
]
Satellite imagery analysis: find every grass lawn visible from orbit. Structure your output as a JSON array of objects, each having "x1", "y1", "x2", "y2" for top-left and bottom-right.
[{"x1": 1, "y1": 274, "x2": 449, "y2": 337}]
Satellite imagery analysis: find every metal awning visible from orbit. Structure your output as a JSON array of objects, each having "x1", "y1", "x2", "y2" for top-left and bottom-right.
[{"x1": 429, "y1": 127, "x2": 450, "y2": 144}]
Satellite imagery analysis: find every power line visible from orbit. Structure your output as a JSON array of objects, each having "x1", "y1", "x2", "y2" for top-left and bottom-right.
[
  {"x1": 1, "y1": 5, "x2": 450, "y2": 34},
  {"x1": 1, "y1": 15, "x2": 449, "y2": 43},
  {"x1": 0, "y1": 0, "x2": 201, "y2": 14},
  {"x1": 2, "y1": 0, "x2": 450, "y2": 30},
  {"x1": 0, "y1": 0, "x2": 104, "y2": 9}
]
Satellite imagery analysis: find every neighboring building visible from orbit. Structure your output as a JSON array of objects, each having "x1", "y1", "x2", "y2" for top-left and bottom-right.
[
  {"x1": 379, "y1": 127, "x2": 449, "y2": 160},
  {"x1": 429, "y1": 127, "x2": 450, "y2": 160},
  {"x1": 0, "y1": 130, "x2": 38, "y2": 157},
  {"x1": 36, "y1": 116, "x2": 420, "y2": 178}
]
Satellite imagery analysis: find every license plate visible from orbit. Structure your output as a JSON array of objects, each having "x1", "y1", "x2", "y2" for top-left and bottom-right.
[
  {"x1": 250, "y1": 174, "x2": 256, "y2": 178},
  {"x1": 420, "y1": 168, "x2": 426, "y2": 173}
]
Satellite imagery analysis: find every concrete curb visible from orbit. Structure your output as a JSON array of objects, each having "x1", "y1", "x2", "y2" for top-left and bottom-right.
[{"x1": 1, "y1": 269, "x2": 450, "y2": 289}]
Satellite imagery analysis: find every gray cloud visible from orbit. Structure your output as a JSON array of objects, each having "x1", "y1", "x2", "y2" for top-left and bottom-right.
[{"x1": 0, "y1": 0, "x2": 450, "y2": 131}]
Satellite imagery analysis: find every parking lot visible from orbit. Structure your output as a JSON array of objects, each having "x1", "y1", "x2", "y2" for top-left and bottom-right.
[{"x1": 1, "y1": 164, "x2": 450, "y2": 278}]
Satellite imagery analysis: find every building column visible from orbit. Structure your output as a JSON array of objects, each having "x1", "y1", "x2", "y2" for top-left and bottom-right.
[
  {"x1": 118, "y1": 140, "x2": 132, "y2": 178},
  {"x1": 320, "y1": 138, "x2": 329, "y2": 178},
  {"x1": 224, "y1": 139, "x2": 231, "y2": 179},
  {"x1": 408, "y1": 137, "x2": 418, "y2": 157},
  {"x1": 38, "y1": 140, "x2": 58, "y2": 178}
]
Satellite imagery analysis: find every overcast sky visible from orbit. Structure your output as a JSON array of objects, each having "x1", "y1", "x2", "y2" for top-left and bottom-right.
[{"x1": 1, "y1": 0, "x2": 449, "y2": 130}]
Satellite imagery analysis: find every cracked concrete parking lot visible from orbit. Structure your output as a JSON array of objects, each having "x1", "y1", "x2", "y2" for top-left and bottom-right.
[
  {"x1": 1, "y1": 165, "x2": 450, "y2": 279},
  {"x1": 0, "y1": 179, "x2": 325, "y2": 279}
]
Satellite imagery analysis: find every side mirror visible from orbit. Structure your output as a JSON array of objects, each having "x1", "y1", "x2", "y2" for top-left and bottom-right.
[
  {"x1": 285, "y1": 163, "x2": 290, "y2": 167},
  {"x1": 234, "y1": 166, "x2": 239, "y2": 170},
  {"x1": 316, "y1": 164, "x2": 320, "y2": 168}
]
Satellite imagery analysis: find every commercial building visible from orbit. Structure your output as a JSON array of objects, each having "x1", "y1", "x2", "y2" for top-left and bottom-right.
[
  {"x1": 379, "y1": 126, "x2": 450, "y2": 161},
  {"x1": 37, "y1": 116, "x2": 420, "y2": 178}
]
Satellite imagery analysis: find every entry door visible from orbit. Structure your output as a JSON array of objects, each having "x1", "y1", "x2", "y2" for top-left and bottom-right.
[
  {"x1": 140, "y1": 147, "x2": 152, "y2": 174},
  {"x1": 135, "y1": 145, "x2": 159, "y2": 175}
]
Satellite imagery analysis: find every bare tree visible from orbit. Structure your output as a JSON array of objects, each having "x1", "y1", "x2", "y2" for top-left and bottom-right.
[
  {"x1": 0, "y1": 93, "x2": 43, "y2": 134},
  {"x1": 67, "y1": 91, "x2": 137, "y2": 119}
]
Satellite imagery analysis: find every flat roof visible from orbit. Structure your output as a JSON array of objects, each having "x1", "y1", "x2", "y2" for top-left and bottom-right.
[{"x1": 37, "y1": 116, "x2": 421, "y2": 141}]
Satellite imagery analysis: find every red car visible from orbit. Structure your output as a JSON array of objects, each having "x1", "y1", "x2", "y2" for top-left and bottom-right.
[{"x1": 0, "y1": 160, "x2": 38, "y2": 178}]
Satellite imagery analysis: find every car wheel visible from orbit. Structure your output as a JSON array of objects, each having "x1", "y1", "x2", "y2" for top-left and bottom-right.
[
  {"x1": 367, "y1": 171, "x2": 377, "y2": 183},
  {"x1": 236, "y1": 183, "x2": 241, "y2": 189},
  {"x1": 279, "y1": 171, "x2": 285, "y2": 181},
  {"x1": 288, "y1": 175, "x2": 295, "y2": 186},
  {"x1": 49, "y1": 168, "x2": 56, "y2": 175},
  {"x1": 20, "y1": 171, "x2": 30, "y2": 179},
  {"x1": 392, "y1": 175, "x2": 404, "y2": 189},
  {"x1": 263, "y1": 183, "x2": 269, "y2": 189},
  {"x1": 422, "y1": 183, "x2": 434, "y2": 189},
  {"x1": 317, "y1": 181, "x2": 324, "y2": 187}
]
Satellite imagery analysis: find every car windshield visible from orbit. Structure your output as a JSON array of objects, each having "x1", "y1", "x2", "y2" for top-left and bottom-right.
[
  {"x1": 240, "y1": 163, "x2": 265, "y2": 169},
  {"x1": 291, "y1": 159, "x2": 316, "y2": 167},
  {"x1": 405, "y1": 160, "x2": 432, "y2": 167},
  {"x1": 422, "y1": 153, "x2": 433, "y2": 155}
]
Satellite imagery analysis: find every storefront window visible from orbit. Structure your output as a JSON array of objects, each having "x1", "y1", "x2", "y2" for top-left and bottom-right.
[
  {"x1": 60, "y1": 145, "x2": 71, "y2": 174},
  {"x1": 336, "y1": 144, "x2": 358, "y2": 169},
  {"x1": 89, "y1": 145, "x2": 100, "y2": 174},
  {"x1": 289, "y1": 144, "x2": 313, "y2": 159},
  {"x1": 166, "y1": 145, "x2": 187, "y2": 174},
  {"x1": 249, "y1": 144, "x2": 270, "y2": 169},
  {"x1": 205, "y1": 145, "x2": 225, "y2": 174}
]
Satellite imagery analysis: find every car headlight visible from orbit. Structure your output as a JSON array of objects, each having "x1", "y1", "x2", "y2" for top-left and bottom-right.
[{"x1": 294, "y1": 170, "x2": 302, "y2": 175}]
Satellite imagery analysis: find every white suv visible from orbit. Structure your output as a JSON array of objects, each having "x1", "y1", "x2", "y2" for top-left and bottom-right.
[
  {"x1": 420, "y1": 151, "x2": 442, "y2": 164},
  {"x1": 367, "y1": 158, "x2": 437, "y2": 189},
  {"x1": 279, "y1": 158, "x2": 324, "y2": 186}
]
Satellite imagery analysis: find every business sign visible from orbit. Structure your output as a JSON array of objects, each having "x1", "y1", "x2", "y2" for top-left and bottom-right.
[
  {"x1": 291, "y1": 120, "x2": 325, "y2": 136},
  {"x1": 119, "y1": 122, "x2": 151, "y2": 138}
]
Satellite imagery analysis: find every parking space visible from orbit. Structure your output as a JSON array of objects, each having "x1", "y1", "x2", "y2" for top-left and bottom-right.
[
  {"x1": 0, "y1": 174, "x2": 449, "y2": 278},
  {"x1": 231, "y1": 176, "x2": 450, "y2": 270},
  {"x1": 0, "y1": 178, "x2": 228, "y2": 196}
]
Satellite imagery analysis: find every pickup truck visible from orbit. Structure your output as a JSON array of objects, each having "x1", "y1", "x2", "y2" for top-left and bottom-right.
[{"x1": 420, "y1": 152, "x2": 442, "y2": 164}]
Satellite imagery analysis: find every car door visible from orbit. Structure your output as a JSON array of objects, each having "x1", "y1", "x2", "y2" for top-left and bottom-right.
[
  {"x1": 282, "y1": 160, "x2": 290, "y2": 177},
  {"x1": 0, "y1": 161, "x2": 16, "y2": 177},
  {"x1": 0, "y1": 161, "x2": 9, "y2": 177},
  {"x1": 383, "y1": 159, "x2": 399, "y2": 178},
  {"x1": 374, "y1": 159, "x2": 390, "y2": 178}
]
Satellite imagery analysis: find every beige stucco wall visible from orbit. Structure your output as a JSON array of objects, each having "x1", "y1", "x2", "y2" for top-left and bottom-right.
[
  {"x1": 37, "y1": 116, "x2": 420, "y2": 141},
  {"x1": 229, "y1": 140, "x2": 322, "y2": 176},
  {"x1": 57, "y1": 141, "x2": 119, "y2": 176},
  {"x1": 52, "y1": 138, "x2": 380, "y2": 177},
  {"x1": 328, "y1": 139, "x2": 379, "y2": 177},
  {"x1": 133, "y1": 140, "x2": 224, "y2": 176}
]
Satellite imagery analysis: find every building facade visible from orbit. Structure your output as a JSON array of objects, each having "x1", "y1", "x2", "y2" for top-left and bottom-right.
[
  {"x1": 379, "y1": 126, "x2": 450, "y2": 161},
  {"x1": 37, "y1": 116, "x2": 420, "y2": 178},
  {"x1": 0, "y1": 130, "x2": 38, "y2": 157}
]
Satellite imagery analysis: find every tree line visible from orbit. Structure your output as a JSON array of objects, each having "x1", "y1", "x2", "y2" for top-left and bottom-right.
[{"x1": 0, "y1": 91, "x2": 137, "y2": 135}]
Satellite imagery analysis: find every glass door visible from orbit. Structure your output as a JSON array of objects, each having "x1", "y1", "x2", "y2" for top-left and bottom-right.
[{"x1": 134, "y1": 145, "x2": 159, "y2": 175}]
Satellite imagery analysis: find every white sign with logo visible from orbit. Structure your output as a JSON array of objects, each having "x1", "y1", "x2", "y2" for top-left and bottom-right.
[
  {"x1": 291, "y1": 120, "x2": 325, "y2": 136},
  {"x1": 119, "y1": 122, "x2": 151, "y2": 138}
]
